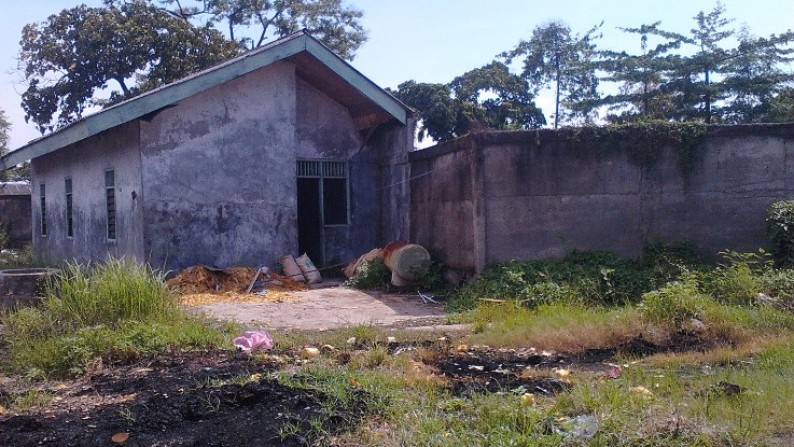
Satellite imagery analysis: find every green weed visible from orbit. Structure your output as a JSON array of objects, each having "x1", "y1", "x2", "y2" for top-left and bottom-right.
[{"x1": 1, "y1": 258, "x2": 225, "y2": 378}]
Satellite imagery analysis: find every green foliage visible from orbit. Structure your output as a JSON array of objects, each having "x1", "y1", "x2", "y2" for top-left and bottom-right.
[
  {"x1": 344, "y1": 259, "x2": 391, "y2": 291},
  {"x1": 1, "y1": 258, "x2": 224, "y2": 377},
  {"x1": 41, "y1": 258, "x2": 177, "y2": 327},
  {"x1": 501, "y1": 20, "x2": 602, "y2": 127},
  {"x1": 549, "y1": 121, "x2": 708, "y2": 173},
  {"x1": 21, "y1": 1, "x2": 240, "y2": 132},
  {"x1": 698, "y1": 250, "x2": 768, "y2": 305},
  {"x1": 392, "y1": 62, "x2": 545, "y2": 143},
  {"x1": 0, "y1": 223, "x2": 8, "y2": 251},
  {"x1": 640, "y1": 279, "x2": 715, "y2": 326},
  {"x1": 601, "y1": 4, "x2": 794, "y2": 124},
  {"x1": 449, "y1": 250, "x2": 664, "y2": 311},
  {"x1": 150, "y1": 0, "x2": 367, "y2": 58},
  {"x1": 767, "y1": 200, "x2": 794, "y2": 267}
]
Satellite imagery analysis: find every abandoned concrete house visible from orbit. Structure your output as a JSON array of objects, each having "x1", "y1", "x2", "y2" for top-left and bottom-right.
[{"x1": 0, "y1": 31, "x2": 415, "y2": 270}]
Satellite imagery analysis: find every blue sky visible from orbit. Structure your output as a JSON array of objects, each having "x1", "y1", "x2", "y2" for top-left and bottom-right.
[{"x1": 1, "y1": 0, "x2": 792, "y2": 149}]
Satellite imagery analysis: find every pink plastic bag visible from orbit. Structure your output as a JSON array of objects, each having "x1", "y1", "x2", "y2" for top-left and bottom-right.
[{"x1": 233, "y1": 330, "x2": 274, "y2": 352}]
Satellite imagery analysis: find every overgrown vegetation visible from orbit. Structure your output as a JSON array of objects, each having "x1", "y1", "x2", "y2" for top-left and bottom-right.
[
  {"x1": 767, "y1": 199, "x2": 794, "y2": 267},
  {"x1": 450, "y1": 244, "x2": 700, "y2": 311},
  {"x1": 1, "y1": 258, "x2": 226, "y2": 377},
  {"x1": 344, "y1": 258, "x2": 447, "y2": 293}
]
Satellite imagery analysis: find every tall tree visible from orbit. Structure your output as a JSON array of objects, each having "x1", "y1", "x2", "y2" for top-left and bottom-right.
[
  {"x1": 502, "y1": 21, "x2": 601, "y2": 128},
  {"x1": 20, "y1": 1, "x2": 240, "y2": 133},
  {"x1": 138, "y1": 0, "x2": 367, "y2": 59},
  {"x1": 0, "y1": 109, "x2": 8, "y2": 159},
  {"x1": 616, "y1": 3, "x2": 794, "y2": 124},
  {"x1": 595, "y1": 24, "x2": 683, "y2": 122},
  {"x1": 393, "y1": 62, "x2": 545, "y2": 143}
]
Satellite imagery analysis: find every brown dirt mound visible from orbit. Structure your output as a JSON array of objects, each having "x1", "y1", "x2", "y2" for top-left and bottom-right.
[{"x1": 166, "y1": 265, "x2": 308, "y2": 295}]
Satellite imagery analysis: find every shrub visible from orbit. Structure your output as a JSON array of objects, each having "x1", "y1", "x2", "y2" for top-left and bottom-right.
[
  {"x1": 449, "y1": 251, "x2": 658, "y2": 310},
  {"x1": 640, "y1": 280, "x2": 715, "y2": 326},
  {"x1": 767, "y1": 200, "x2": 794, "y2": 267},
  {"x1": 344, "y1": 259, "x2": 391, "y2": 291},
  {"x1": 698, "y1": 251, "x2": 766, "y2": 306}
]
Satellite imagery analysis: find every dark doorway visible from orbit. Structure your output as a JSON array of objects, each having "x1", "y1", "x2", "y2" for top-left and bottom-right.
[{"x1": 297, "y1": 177, "x2": 323, "y2": 265}]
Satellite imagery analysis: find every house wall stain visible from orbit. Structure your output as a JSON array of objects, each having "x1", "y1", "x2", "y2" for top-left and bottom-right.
[
  {"x1": 31, "y1": 121, "x2": 144, "y2": 263},
  {"x1": 140, "y1": 62, "x2": 298, "y2": 270},
  {"x1": 410, "y1": 124, "x2": 794, "y2": 272}
]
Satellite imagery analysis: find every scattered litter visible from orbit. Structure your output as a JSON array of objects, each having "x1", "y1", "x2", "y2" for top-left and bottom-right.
[
  {"x1": 456, "y1": 344, "x2": 469, "y2": 353},
  {"x1": 520, "y1": 393, "x2": 535, "y2": 405},
  {"x1": 605, "y1": 364, "x2": 622, "y2": 379},
  {"x1": 346, "y1": 337, "x2": 357, "y2": 345},
  {"x1": 556, "y1": 415, "x2": 599, "y2": 441},
  {"x1": 167, "y1": 265, "x2": 307, "y2": 295},
  {"x1": 320, "y1": 344, "x2": 336, "y2": 353},
  {"x1": 111, "y1": 432, "x2": 130, "y2": 444},
  {"x1": 630, "y1": 385, "x2": 654, "y2": 396},
  {"x1": 387, "y1": 336, "x2": 398, "y2": 345},
  {"x1": 554, "y1": 368, "x2": 571, "y2": 377},
  {"x1": 418, "y1": 292, "x2": 441, "y2": 304},
  {"x1": 468, "y1": 365, "x2": 485, "y2": 371},
  {"x1": 300, "y1": 347, "x2": 320, "y2": 359},
  {"x1": 233, "y1": 330, "x2": 274, "y2": 353}
]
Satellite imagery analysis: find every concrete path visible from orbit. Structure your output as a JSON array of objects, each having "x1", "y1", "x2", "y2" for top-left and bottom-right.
[{"x1": 194, "y1": 286, "x2": 447, "y2": 331}]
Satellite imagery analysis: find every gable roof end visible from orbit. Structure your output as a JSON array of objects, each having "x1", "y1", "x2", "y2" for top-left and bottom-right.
[{"x1": 0, "y1": 31, "x2": 410, "y2": 171}]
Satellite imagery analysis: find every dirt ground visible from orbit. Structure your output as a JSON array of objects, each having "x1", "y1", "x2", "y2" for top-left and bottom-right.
[
  {"x1": 0, "y1": 332, "x2": 716, "y2": 447},
  {"x1": 191, "y1": 286, "x2": 448, "y2": 331}
]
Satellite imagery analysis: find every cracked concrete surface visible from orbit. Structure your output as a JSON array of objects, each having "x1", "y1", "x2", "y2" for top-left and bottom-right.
[{"x1": 194, "y1": 286, "x2": 447, "y2": 331}]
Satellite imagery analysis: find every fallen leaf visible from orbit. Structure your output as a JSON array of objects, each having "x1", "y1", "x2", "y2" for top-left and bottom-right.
[
  {"x1": 456, "y1": 344, "x2": 469, "y2": 352},
  {"x1": 111, "y1": 432, "x2": 129, "y2": 444}
]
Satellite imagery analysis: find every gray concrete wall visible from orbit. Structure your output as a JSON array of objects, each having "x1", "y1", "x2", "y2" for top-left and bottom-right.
[
  {"x1": 374, "y1": 119, "x2": 416, "y2": 244},
  {"x1": 140, "y1": 61, "x2": 298, "y2": 270},
  {"x1": 30, "y1": 122, "x2": 144, "y2": 263},
  {"x1": 410, "y1": 124, "x2": 794, "y2": 272}
]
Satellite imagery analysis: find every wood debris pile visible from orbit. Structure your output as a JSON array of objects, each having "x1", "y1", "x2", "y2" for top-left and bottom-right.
[{"x1": 166, "y1": 265, "x2": 308, "y2": 295}]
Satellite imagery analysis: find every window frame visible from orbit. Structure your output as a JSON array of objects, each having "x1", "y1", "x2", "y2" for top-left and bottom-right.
[
  {"x1": 39, "y1": 183, "x2": 47, "y2": 237},
  {"x1": 65, "y1": 177, "x2": 73, "y2": 238},
  {"x1": 296, "y1": 159, "x2": 350, "y2": 227},
  {"x1": 105, "y1": 169, "x2": 116, "y2": 241}
]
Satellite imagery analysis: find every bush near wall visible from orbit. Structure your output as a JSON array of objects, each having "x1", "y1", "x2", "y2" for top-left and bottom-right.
[{"x1": 768, "y1": 200, "x2": 794, "y2": 267}]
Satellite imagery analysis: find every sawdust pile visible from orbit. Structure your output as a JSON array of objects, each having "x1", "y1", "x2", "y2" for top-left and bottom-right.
[
  {"x1": 166, "y1": 265, "x2": 308, "y2": 295},
  {"x1": 179, "y1": 291, "x2": 299, "y2": 307}
]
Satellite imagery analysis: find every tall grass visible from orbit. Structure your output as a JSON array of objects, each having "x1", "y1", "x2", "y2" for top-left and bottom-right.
[
  {"x1": 1, "y1": 258, "x2": 225, "y2": 377},
  {"x1": 42, "y1": 258, "x2": 176, "y2": 327}
]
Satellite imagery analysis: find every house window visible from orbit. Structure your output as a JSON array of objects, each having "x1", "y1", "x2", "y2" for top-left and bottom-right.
[
  {"x1": 65, "y1": 178, "x2": 73, "y2": 238},
  {"x1": 296, "y1": 160, "x2": 349, "y2": 226},
  {"x1": 105, "y1": 170, "x2": 116, "y2": 240},
  {"x1": 40, "y1": 183, "x2": 47, "y2": 236}
]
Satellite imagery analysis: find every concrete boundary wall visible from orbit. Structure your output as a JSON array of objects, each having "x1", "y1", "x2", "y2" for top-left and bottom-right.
[{"x1": 409, "y1": 124, "x2": 794, "y2": 272}]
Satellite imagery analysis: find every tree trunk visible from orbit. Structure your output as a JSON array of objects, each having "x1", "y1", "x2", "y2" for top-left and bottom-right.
[
  {"x1": 554, "y1": 54, "x2": 561, "y2": 129},
  {"x1": 704, "y1": 67, "x2": 711, "y2": 124}
]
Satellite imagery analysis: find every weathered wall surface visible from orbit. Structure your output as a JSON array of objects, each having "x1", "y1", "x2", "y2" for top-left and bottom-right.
[
  {"x1": 410, "y1": 124, "x2": 794, "y2": 272},
  {"x1": 31, "y1": 122, "x2": 144, "y2": 263},
  {"x1": 295, "y1": 77, "x2": 376, "y2": 265},
  {"x1": 140, "y1": 62, "x2": 298, "y2": 270},
  {"x1": 0, "y1": 183, "x2": 32, "y2": 248},
  {"x1": 410, "y1": 139, "x2": 477, "y2": 270},
  {"x1": 374, "y1": 118, "x2": 416, "y2": 244}
]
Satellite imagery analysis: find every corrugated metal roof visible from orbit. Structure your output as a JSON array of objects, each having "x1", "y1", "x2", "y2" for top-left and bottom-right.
[{"x1": 0, "y1": 31, "x2": 411, "y2": 171}]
